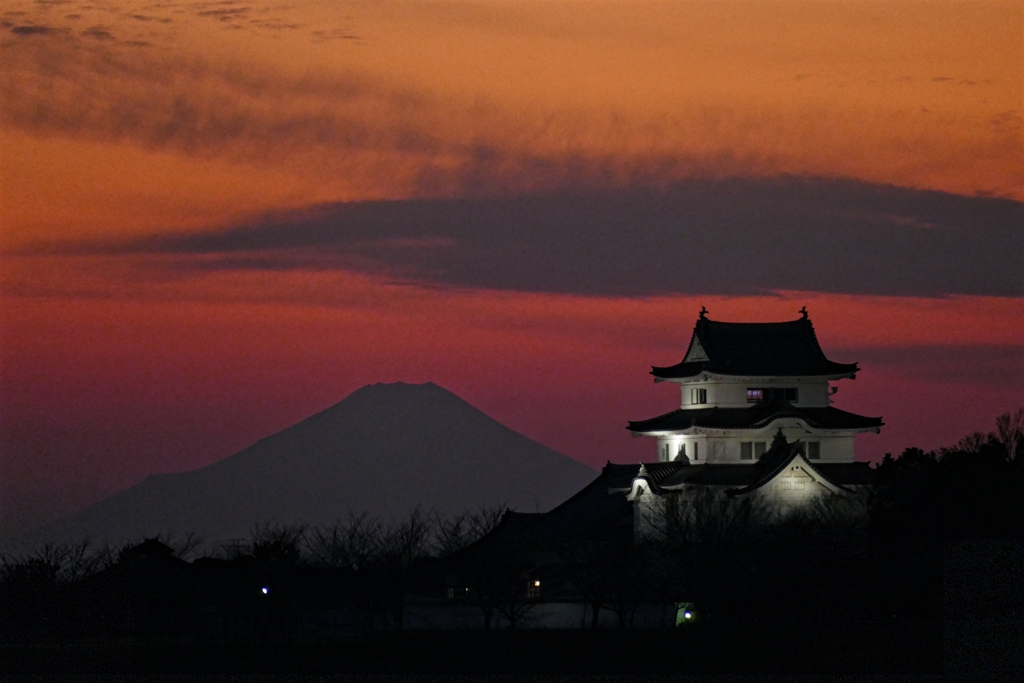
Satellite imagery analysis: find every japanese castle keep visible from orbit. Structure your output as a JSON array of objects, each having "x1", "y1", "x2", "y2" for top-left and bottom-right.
[{"x1": 619, "y1": 308, "x2": 883, "y2": 521}]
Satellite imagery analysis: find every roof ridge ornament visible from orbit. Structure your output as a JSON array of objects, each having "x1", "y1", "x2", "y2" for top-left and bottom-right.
[
  {"x1": 800, "y1": 306, "x2": 808, "y2": 320},
  {"x1": 699, "y1": 306, "x2": 708, "y2": 320},
  {"x1": 771, "y1": 427, "x2": 789, "y2": 451}
]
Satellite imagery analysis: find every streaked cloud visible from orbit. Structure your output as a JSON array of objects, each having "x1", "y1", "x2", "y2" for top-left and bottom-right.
[
  {"x1": 2, "y1": 2, "x2": 1020, "y2": 212},
  {"x1": 80, "y1": 24, "x2": 115, "y2": 40},
  {"x1": 8, "y1": 23, "x2": 58, "y2": 34}
]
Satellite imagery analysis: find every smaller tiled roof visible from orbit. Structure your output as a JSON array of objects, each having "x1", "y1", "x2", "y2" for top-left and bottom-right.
[
  {"x1": 469, "y1": 454, "x2": 878, "y2": 550},
  {"x1": 660, "y1": 464, "x2": 764, "y2": 488},
  {"x1": 809, "y1": 462, "x2": 876, "y2": 486},
  {"x1": 628, "y1": 403, "x2": 883, "y2": 434},
  {"x1": 619, "y1": 430, "x2": 878, "y2": 497},
  {"x1": 726, "y1": 430, "x2": 808, "y2": 494},
  {"x1": 602, "y1": 462, "x2": 652, "y2": 488},
  {"x1": 652, "y1": 316, "x2": 859, "y2": 379},
  {"x1": 633, "y1": 460, "x2": 690, "y2": 484},
  {"x1": 476, "y1": 464, "x2": 640, "y2": 546},
  {"x1": 717, "y1": 432, "x2": 875, "y2": 495},
  {"x1": 494, "y1": 511, "x2": 546, "y2": 536}
]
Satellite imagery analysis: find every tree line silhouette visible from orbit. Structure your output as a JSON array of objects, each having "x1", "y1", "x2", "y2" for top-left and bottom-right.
[{"x1": 1, "y1": 409, "x2": 1021, "y2": 666}]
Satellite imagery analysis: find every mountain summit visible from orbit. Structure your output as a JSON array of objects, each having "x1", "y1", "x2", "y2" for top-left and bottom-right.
[{"x1": 22, "y1": 382, "x2": 596, "y2": 546}]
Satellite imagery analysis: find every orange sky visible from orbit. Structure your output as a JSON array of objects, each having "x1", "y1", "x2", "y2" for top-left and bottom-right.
[
  {"x1": 2, "y1": 1, "x2": 1020, "y2": 245},
  {"x1": 1, "y1": 1, "x2": 1022, "y2": 535}
]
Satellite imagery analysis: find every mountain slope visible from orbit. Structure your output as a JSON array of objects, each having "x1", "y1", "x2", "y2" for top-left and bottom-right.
[{"x1": 21, "y1": 382, "x2": 597, "y2": 546}]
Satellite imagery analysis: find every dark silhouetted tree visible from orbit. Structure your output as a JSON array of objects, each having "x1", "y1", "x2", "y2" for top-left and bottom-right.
[
  {"x1": 432, "y1": 505, "x2": 505, "y2": 557},
  {"x1": 645, "y1": 487, "x2": 769, "y2": 618},
  {"x1": 375, "y1": 509, "x2": 433, "y2": 631}
]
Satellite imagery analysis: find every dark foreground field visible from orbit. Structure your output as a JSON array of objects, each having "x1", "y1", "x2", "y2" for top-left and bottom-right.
[{"x1": 1, "y1": 619, "x2": 945, "y2": 676}]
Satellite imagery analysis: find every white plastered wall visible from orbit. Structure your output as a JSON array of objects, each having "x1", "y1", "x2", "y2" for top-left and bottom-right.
[
  {"x1": 676, "y1": 378, "x2": 835, "y2": 409},
  {"x1": 654, "y1": 429, "x2": 856, "y2": 463}
]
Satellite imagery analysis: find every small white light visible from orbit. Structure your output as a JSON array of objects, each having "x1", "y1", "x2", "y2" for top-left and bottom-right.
[
  {"x1": 534, "y1": 580, "x2": 541, "y2": 587},
  {"x1": 261, "y1": 587, "x2": 269, "y2": 594},
  {"x1": 684, "y1": 611, "x2": 692, "y2": 619}
]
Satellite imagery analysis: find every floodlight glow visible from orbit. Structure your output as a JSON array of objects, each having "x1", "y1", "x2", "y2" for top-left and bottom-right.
[
  {"x1": 684, "y1": 611, "x2": 692, "y2": 619},
  {"x1": 261, "y1": 587, "x2": 268, "y2": 594},
  {"x1": 534, "y1": 580, "x2": 541, "y2": 587}
]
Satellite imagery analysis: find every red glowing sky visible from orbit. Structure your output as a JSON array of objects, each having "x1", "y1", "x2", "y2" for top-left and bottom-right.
[{"x1": 1, "y1": 1, "x2": 1022, "y2": 535}]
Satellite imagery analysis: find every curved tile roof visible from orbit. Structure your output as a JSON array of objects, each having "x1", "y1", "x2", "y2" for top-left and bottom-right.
[
  {"x1": 465, "y1": 455, "x2": 878, "y2": 549},
  {"x1": 808, "y1": 462, "x2": 876, "y2": 486},
  {"x1": 652, "y1": 316, "x2": 859, "y2": 379},
  {"x1": 725, "y1": 432, "x2": 818, "y2": 494},
  {"x1": 628, "y1": 403, "x2": 884, "y2": 433},
  {"x1": 633, "y1": 460, "x2": 690, "y2": 484},
  {"x1": 660, "y1": 464, "x2": 764, "y2": 487}
]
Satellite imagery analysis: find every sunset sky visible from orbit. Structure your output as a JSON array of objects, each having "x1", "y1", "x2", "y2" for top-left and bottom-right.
[{"x1": 1, "y1": 0, "x2": 1022, "y2": 535}]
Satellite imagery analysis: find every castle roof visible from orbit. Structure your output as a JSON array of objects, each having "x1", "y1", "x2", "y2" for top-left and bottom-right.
[
  {"x1": 628, "y1": 403, "x2": 884, "y2": 434},
  {"x1": 623, "y1": 433, "x2": 877, "y2": 493},
  {"x1": 459, "y1": 465, "x2": 638, "y2": 549},
  {"x1": 652, "y1": 315, "x2": 859, "y2": 379},
  {"x1": 723, "y1": 430, "x2": 824, "y2": 494},
  {"x1": 457, "y1": 455, "x2": 876, "y2": 550}
]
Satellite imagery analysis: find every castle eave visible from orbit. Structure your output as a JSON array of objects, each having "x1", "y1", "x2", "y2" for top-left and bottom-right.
[
  {"x1": 656, "y1": 371, "x2": 858, "y2": 384},
  {"x1": 627, "y1": 404, "x2": 884, "y2": 435},
  {"x1": 652, "y1": 316, "x2": 860, "y2": 380}
]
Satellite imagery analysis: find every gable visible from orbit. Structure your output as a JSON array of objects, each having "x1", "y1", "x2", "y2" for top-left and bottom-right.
[
  {"x1": 761, "y1": 455, "x2": 844, "y2": 495},
  {"x1": 683, "y1": 335, "x2": 709, "y2": 363}
]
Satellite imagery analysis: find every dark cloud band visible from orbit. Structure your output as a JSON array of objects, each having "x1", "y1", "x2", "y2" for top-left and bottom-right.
[
  {"x1": 25, "y1": 177, "x2": 1023, "y2": 299},
  {"x1": 25, "y1": 176, "x2": 1024, "y2": 299},
  {"x1": 849, "y1": 345, "x2": 1024, "y2": 389}
]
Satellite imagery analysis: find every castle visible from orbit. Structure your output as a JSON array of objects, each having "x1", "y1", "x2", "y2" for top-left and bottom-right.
[
  {"x1": 620, "y1": 308, "x2": 882, "y2": 527},
  {"x1": 421, "y1": 309, "x2": 885, "y2": 628}
]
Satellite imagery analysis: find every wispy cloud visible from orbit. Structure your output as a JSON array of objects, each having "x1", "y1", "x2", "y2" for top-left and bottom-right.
[
  {"x1": 80, "y1": 24, "x2": 115, "y2": 40},
  {"x1": 4, "y1": 15, "x2": 1019, "y2": 202},
  {"x1": 0, "y1": 22, "x2": 772, "y2": 198},
  {"x1": 128, "y1": 14, "x2": 173, "y2": 24},
  {"x1": 196, "y1": 7, "x2": 248, "y2": 22},
  {"x1": 1, "y1": 23, "x2": 435, "y2": 162},
  {"x1": 7, "y1": 23, "x2": 60, "y2": 35}
]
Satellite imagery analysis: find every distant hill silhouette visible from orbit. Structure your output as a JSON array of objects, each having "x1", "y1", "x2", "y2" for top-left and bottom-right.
[{"x1": 16, "y1": 382, "x2": 596, "y2": 547}]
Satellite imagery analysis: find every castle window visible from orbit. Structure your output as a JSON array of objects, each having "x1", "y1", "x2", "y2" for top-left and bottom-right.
[
  {"x1": 807, "y1": 441, "x2": 821, "y2": 459},
  {"x1": 740, "y1": 442, "x2": 752, "y2": 460},
  {"x1": 691, "y1": 388, "x2": 707, "y2": 404},
  {"x1": 747, "y1": 388, "x2": 798, "y2": 402},
  {"x1": 754, "y1": 441, "x2": 767, "y2": 459},
  {"x1": 677, "y1": 443, "x2": 687, "y2": 460},
  {"x1": 693, "y1": 442, "x2": 700, "y2": 461}
]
